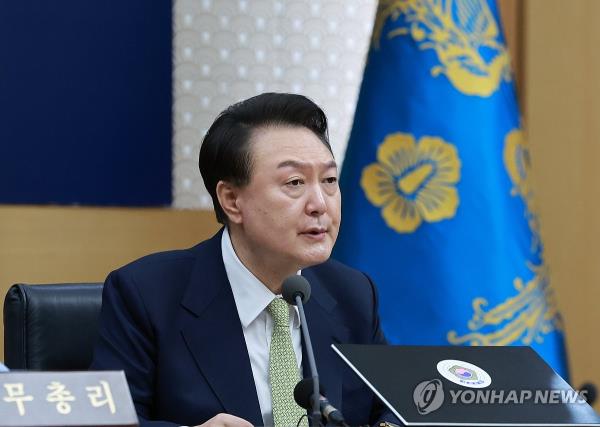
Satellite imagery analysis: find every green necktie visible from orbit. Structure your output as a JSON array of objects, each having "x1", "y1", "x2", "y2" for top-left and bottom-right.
[{"x1": 267, "y1": 298, "x2": 308, "y2": 427}]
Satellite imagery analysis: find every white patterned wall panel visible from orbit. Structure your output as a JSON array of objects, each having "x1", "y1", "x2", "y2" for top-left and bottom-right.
[{"x1": 173, "y1": 0, "x2": 377, "y2": 208}]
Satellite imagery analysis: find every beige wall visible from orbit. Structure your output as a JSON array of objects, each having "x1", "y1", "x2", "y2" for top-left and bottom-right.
[
  {"x1": 496, "y1": 0, "x2": 600, "y2": 394},
  {"x1": 525, "y1": 0, "x2": 600, "y2": 393},
  {"x1": 0, "y1": 206, "x2": 220, "y2": 359},
  {"x1": 499, "y1": 0, "x2": 600, "y2": 396}
]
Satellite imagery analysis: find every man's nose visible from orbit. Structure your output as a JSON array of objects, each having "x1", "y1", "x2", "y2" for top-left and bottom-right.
[{"x1": 305, "y1": 184, "x2": 327, "y2": 216}]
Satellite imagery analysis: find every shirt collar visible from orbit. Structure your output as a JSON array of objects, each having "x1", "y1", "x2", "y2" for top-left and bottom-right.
[{"x1": 221, "y1": 227, "x2": 301, "y2": 329}]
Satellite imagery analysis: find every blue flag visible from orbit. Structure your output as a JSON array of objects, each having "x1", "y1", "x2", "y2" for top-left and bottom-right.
[{"x1": 334, "y1": 0, "x2": 569, "y2": 378}]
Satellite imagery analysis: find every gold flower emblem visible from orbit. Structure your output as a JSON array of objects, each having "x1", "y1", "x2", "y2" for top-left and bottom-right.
[{"x1": 361, "y1": 132, "x2": 461, "y2": 233}]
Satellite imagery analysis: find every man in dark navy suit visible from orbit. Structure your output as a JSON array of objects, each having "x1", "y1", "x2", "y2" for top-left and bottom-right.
[{"x1": 91, "y1": 93, "x2": 399, "y2": 427}]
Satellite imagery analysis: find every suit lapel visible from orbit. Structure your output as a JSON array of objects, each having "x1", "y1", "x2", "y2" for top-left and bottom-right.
[
  {"x1": 301, "y1": 268, "x2": 349, "y2": 411},
  {"x1": 180, "y1": 230, "x2": 263, "y2": 426}
]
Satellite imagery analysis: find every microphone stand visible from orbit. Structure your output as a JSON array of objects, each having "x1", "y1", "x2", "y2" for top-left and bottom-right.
[{"x1": 295, "y1": 294, "x2": 322, "y2": 426}]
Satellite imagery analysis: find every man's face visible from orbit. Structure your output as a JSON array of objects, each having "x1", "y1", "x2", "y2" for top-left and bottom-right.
[{"x1": 233, "y1": 125, "x2": 341, "y2": 271}]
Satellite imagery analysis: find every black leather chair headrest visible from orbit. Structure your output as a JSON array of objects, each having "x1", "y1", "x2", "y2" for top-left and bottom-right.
[{"x1": 3, "y1": 283, "x2": 103, "y2": 370}]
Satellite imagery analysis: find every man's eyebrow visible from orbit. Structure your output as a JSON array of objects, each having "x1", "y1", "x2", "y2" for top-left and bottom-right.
[{"x1": 277, "y1": 160, "x2": 338, "y2": 170}]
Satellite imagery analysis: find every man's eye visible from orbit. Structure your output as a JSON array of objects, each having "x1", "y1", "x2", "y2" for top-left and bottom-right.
[
  {"x1": 324, "y1": 177, "x2": 338, "y2": 184},
  {"x1": 287, "y1": 179, "x2": 303, "y2": 186}
]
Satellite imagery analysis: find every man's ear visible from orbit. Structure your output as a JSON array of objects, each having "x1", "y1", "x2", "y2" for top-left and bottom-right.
[{"x1": 216, "y1": 180, "x2": 243, "y2": 224}]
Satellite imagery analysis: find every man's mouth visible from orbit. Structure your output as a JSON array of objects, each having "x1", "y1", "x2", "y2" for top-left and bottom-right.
[{"x1": 300, "y1": 227, "x2": 328, "y2": 237}]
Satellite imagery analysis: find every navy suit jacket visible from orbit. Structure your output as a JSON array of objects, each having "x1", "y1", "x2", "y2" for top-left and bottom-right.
[{"x1": 91, "y1": 230, "x2": 398, "y2": 426}]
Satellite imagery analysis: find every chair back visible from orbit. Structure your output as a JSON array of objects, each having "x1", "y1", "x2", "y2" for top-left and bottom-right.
[{"x1": 4, "y1": 283, "x2": 103, "y2": 370}]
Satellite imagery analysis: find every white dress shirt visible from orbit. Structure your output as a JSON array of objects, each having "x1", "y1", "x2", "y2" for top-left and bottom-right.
[{"x1": 221, "y1": 228, "x2": 303, "y2": 427}]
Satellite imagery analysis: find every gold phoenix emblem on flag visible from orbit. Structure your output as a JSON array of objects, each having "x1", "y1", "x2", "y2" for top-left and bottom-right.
[
  {"x1": 373, "y1": 0, "x2": 511, "y2": 97},
  {"x1": 361, "y1": 132, "x2": 461, "y2": 233},
  {"x1": 447, "y1": 264, "x2": 563, "y2": 346},
  {"x1": 447, "y1": 129, "x2": 563, "y2": 346}
]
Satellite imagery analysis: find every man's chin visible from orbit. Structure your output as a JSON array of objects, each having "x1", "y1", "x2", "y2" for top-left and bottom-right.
[{"x1": 297, "y1": 249, "x2": 332, "y2": 269}]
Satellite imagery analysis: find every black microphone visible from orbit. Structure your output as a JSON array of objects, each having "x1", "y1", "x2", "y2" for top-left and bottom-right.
[
  {"x1": 282, "y1": 275, "x2": 321, "y2": 426},
  {"x1": 282, "y1": 275, "x2": 311, "y2": 304},
  {"x1": 579, "y1": 382, "x2": 597, "y2": 405},
  {"x1": 294, "y1": 378, "x2": 348, "y2": 427}
]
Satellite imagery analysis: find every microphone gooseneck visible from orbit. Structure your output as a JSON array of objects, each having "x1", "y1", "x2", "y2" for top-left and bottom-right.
[{"x1": 282, "y1": 275, "x2": 320, "y2": 426}]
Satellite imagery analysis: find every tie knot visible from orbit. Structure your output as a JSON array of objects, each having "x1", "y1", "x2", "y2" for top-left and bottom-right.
[{"x1": 267, "y1": 298, "x2": 290, "y2": 328}]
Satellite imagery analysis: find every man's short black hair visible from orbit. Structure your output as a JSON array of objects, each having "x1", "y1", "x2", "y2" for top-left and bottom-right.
[{"x1": 199, "y1": 92, "x2": 332, "y2": 224}]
